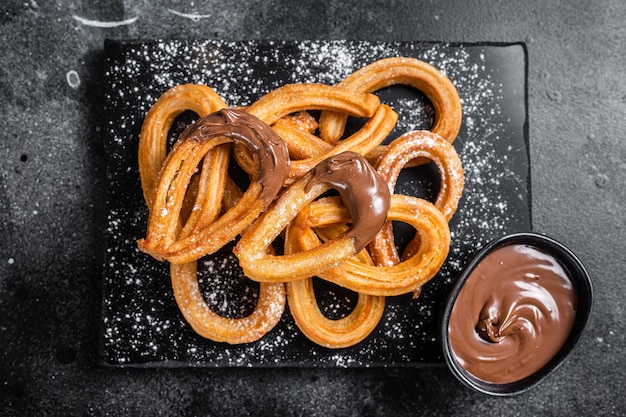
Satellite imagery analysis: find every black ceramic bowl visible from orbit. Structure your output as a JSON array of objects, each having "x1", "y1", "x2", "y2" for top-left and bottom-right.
[{"x1": 440, "y1": 232, "x2": 593, "y2": 396}]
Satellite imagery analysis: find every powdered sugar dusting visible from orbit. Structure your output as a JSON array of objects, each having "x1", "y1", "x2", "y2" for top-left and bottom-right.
[
  {"x1": 102, "y1": 40, "x2": 529, "y2": 367},
  {"x1": 197, "y1": 250, "x2": 260, "y2": 318}
]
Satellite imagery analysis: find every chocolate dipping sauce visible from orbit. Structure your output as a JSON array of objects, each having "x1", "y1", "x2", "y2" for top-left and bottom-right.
[
  {"x1": 305, "y1": 151, "x2": 391, "y2": 253},
  {"x1": 180, "y1": 108, "x2": 291, "y2": 203},
  {"x1": 448, "y1": 244, "x2": 577, "y2": 384}
]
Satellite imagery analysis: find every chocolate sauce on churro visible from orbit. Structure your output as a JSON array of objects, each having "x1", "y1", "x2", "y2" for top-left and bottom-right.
[
  {"x1": 448, "y1": 244, "x2": 577, "y2": 384},
  {"x1": 181, "y1": 108, "x2": 290, "y2": 202},
  {"x1": 305, "y1": 151, "x2": 391, "y2": 252}
]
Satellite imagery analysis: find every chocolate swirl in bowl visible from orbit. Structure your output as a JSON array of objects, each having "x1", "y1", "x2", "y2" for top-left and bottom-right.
[
  {"x1": 448, "y1": 243, "x2": 577, "y2": 384},
  {"x1": 441, "y1": 233, "x2": 593, "y2": 395}
]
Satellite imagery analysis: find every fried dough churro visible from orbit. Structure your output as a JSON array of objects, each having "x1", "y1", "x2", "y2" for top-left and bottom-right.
[
  {"x1": 234, "y1": 152, "x2": 391, "y2": 283},
  {"x1": 136, "y1": 56, "x2": 463, "y2": 347},
  {"x1": 319, "y1": 57, "x2": 462, "y2": 146},
  {"x1": 139, "y1": 99, "x2": 289, "y2": 344}
]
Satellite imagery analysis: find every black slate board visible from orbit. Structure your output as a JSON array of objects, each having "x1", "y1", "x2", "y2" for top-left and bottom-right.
[{"x1": 101, "y1": 40, "x2": 530, "y2": 367}]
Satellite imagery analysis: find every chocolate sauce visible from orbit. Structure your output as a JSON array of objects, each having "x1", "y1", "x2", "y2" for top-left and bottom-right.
[
  {"x1": 180, "y1": 108, "x2": 290, "y2": 202},
  {"x1": 448, "y1": 244, "x2": 577, "y2": 384},
  {"x1": 305, "y1": 151, "x2": 391, "y2": 253}
]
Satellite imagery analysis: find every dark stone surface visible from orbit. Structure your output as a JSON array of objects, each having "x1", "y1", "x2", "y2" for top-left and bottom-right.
[{"x1": 1, "y1": 1, "x2": 624, "y2": 416}]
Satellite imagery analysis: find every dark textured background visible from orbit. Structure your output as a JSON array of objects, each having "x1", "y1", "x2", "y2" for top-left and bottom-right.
[{"x1": 1, "y1": 1, "x2": 624, "y2": 416}]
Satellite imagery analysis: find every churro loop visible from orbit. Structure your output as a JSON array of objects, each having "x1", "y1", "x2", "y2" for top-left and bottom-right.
[
  {"x1": 169, "y1": 261, "x2": 285, "y2": 344},
  {"x1": 234, "y1": 151, "x2": 391, "y2": 283},
  {"x1": 169, "y1": 160, "x2": 285, "y2": 344},
  {"x1": 370, "y1": 130, "x2": 464, "y2": 267},
  {"x1": 138, "y1": 94, "x2": 286, "y2": 344},
  {"x1": 318, "y1": 56, "x2": 462, "y2": 154},
  {"x1": 290, "y1": 194, "x2": 450, "y2": 296},
  {"x1": 138, "y1": 108, "x2": 290, "y2": 264},
  {"x1": 138, "y1": 83, "x2": 227, "y2": 208},
  {"x1": 285, "y1": 225, "x2": 386, "y2": 348},
  {"x1": 376, "y1": 130, "x2": 464, "y2": 219}
]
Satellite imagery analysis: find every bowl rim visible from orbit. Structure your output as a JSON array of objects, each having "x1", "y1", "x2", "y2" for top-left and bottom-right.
[{"x1": 440, "y1": 232, "x2": 594, "y2": 396}]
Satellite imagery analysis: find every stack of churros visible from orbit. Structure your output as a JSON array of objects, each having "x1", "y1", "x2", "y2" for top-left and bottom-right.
[{"x1": 136, "y1": 57, "x2": 464, "y2": 348}]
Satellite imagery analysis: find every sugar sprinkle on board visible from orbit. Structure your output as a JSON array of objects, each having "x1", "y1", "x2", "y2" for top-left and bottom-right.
[{"x1": 102, "y1": 40, "x2": 530, "y2": 367}]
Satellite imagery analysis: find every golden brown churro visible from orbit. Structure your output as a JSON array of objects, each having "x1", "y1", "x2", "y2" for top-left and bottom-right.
[{"x1": 137, "y1": 57, "x2": 463, "y2": 347}]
